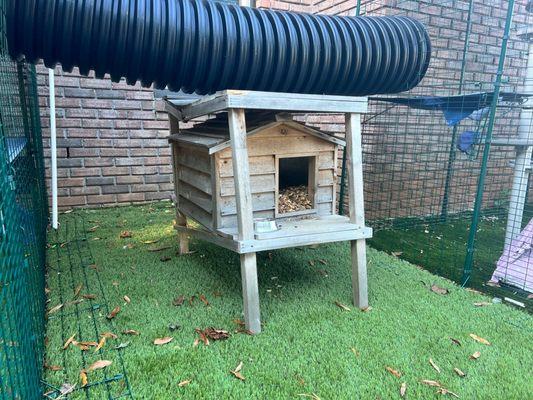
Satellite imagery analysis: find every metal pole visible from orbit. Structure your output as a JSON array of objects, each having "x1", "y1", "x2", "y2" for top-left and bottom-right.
[
  {"x1": 440, "y1": 0, "x2": 474, "y2": 221},
  {"x1": 462, "y1": 0, "x2": 515, "y2": 285},
  {"x1": 339, "y1": 0, "x2": 362, "y2": 215},
  {"x1": 48, "y1": 68, "x2": 58, "y2": 229},
  {"x1": 503, "y1": 33, "x2": 533, "y2": 247}
]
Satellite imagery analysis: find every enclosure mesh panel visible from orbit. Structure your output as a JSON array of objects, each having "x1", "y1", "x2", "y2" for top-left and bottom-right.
[
  {"x1": 346, "y1": 0, "x2": 533, "y2": 307},
  {"x1": 0, "y1": 0, "x2": 48, "y2": 398}
]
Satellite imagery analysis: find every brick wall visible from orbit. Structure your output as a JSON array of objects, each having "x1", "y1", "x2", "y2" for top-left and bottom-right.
[{"x1": 37, "y1": 66, "x2": 174, "y2": 208}]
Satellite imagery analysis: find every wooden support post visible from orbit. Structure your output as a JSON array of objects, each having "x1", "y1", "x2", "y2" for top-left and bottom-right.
[
  {"x1": 345, "y1": 113, "x2": 368, "y2": 309},
  {"x1": 228, "y1": 108, "x2": 261, "y2": 333},
  {"x1": 170, "y1": 117, "x2": 189, "y2": 254}
]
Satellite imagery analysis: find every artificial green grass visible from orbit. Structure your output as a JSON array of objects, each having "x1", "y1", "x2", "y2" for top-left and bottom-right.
[
  {"x1": 45, "y1": 202, "x2": 533, "y2": 399},
  {"x1": 370, "y1": 211, "x2": 533, "y2": 308}
]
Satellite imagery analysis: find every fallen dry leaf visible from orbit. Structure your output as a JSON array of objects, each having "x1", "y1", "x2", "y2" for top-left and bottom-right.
[
  {"x1": 230, "y1": 361, "x2": 245, "y2": 381},
  {"x1": 199, "y1": 294, "x2": 209, "y2": 306},
  {"x1": 436, "y1": 387, "x2": 460, "y2": 398},
  {"x1": 123, "y1": 295, "x2": 131, "y2": 304},
  {"x1": 350, "y1": 347, "x2": 360, "y2": 357},
  {"x1": 454, "y1": 368, "x2": 466, "y2": 377},
  {"x1": 59, "y1": 383, "x2": 76, "y2": 395},
  {"x1": 100, "y1": 332, "x2": 118, "y2": 339},
  {"x1": 469, "y1": 351, "x2": 481, "y2": 360},
  {"x1": 392, "y1": 251, "x2": 403, "y2": 257},
  {"x1": 334, "y1": 301, "x2": 351, "y2": 311},
  {"x1": 469, "y1": 333, "x2": 490, "y2": 345},
  {"x1": 73, "y1": 341, "x2": 90, "y2": 351},
  {"x1": 94, "y1": 337, "x2": 106, "y2": 353},
  {"x1": 48, "y1": 303, "x2": 64, "y2": 315},
  {"x1": 385, "y1": 366, "x2": 401, "y2": 378},
  {"x1": 178, "y1": 379, "x2": 191, "y2": 387},
  {"x1": 44, "y1": 363, "x2": 62, "y2": 371},
  {"x1": 430, "y1": 284, "x2": 449, "y2": 295},
  {"x1": 194, "y1": 329, "x2": 210, "y2": 346},
  {"x1": 202, "y1": 327, "x2": 230, "y2": 341},
  {"x1": 82, "y1": 294, "x2": 97, "y2": 300},
  {"x1": 429, "y1": 358, "x2": 441, "y2": 373},
  {"x1": 450, "y1": 337, "x2": 462, "y2": 346},
  {"x1": 88, "y1": 360, "x2": 112, "y2": 371},
  {"x1": 142, "y1": 239, "x2": 160, "y2": 244},
  {"x1": 114, "y1": 342, "x2": 130, "y2": 350},
  {"x1": 107, "y1": 306, "x2": 120, "y2": 320},
  {"x1": 173, "y1": 295, "x2": 185, "y2": 307},
  {"x1": 421, "y1": 379, "x2": 441, "y2": 387},
  {"x1": 122, "y1": 329, "x2": 140, "y2": 336},
  {"x1": 361, "y1": 306, "x2": 373, "y2": 312},
  {"x1": 87, "y1": 225, "x2": 99, "y2": 232},
  {"x1": 78, "y1": 341, "x2": 98, "y2": 347},
  {"x1": 400, "y1": 382, "x2": 407, "y2": 397},
  {"x1": 80, "y1": 370, "x2": 88, "y2": 387},
  {"x1": 63, "y1": 334, "x2": 76, "y2": 350},
  {"x1": 119, "y1": 231, "x2": 132, "y2": 239},
  {"x1": 153, "y1": 336, "x2": 173, "y2": 345},
  {"x1": 73, "y1": 284, "x2": 83, "y2": 299},
  {"x1": 473, "y1": 302, "x2": 491, "y2": 307}
]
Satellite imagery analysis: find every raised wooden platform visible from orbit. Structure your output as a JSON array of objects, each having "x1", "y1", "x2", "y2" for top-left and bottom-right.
[
  {"x1": 165, "y1": 89, "x2": 368, "y2": 121},
  {"x1": 176, "y1": 215, "x2": 372, "y2": 254}
]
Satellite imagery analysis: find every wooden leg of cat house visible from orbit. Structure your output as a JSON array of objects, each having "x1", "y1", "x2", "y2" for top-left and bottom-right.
[
  {"x1": 228, "y1": 108, "x2": 261, "y2": 334},
  {"x1": 346, "y1": 112, "x2": 369, "y2": 309},
  {"x1": 177, "y1": 213, "x2": 189, "y2": 255}
]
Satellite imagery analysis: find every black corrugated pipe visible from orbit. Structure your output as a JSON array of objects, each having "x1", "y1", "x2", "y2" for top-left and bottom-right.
[{"x1": 7, "y1": 0, "x2": 431, "y2": 96}]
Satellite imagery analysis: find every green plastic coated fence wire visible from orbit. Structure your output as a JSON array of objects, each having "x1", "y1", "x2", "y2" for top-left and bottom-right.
[
  {"x1": 333, "y1": 0, "x2": 532, "y2": 308},
  {"x1": 0, "y1": 0, "x2": 48, "y2": 398}
]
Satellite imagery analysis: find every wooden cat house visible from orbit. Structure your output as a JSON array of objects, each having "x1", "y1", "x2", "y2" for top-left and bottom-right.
[{"x1": 165, "y1": 90, "x2": 371, "y2": 334}]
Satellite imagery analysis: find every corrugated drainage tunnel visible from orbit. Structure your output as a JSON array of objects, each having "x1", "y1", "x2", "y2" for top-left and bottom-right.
[{"x1": 7, "y1": 0, "x2": 431, "y2": 96}]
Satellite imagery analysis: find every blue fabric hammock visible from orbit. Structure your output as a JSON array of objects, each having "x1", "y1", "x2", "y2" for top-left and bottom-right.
[{"x1": 371, "y1": 91, "x2": 531, "y2": 126}]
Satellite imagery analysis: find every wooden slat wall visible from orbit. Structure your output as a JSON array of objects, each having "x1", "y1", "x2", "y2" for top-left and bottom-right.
[
  {"x1": 215, "y1": 127, "x2": 337, "y2": 228},
  {"x1": 176, "y1": 144, "x2": 214, "y2": 229}
]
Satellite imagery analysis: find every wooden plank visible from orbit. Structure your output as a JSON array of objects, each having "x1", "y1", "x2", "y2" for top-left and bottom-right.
[
  {"x1": 318, "y1": 169, "x2": 335, "y2": 186},
  {"x1": 240, "y1": 253, "x2": 261, "y2": 334},
  {"x1": 169, "y1": 133, "x2": 224, "y2": 148},
  {"x1": 218, "y1": 135, "x2": 334, "y2": 159},
  {"x1": 228, "y1": 108, "x2": 261, "y2": 334},
  {"x1": 351, "y1": 240, "x2": 368, "y2": 309},
  {"x1": 316, "y1": 202, "x2": 333, "y2": 215},
  {"x1": 178, "y1": 181, "x2": 213, "y2": 213},
  {"x1": 345, "y1": 112, "x2": 368, "y2": 309},
  {"x1": 218, "y1": 155, "x2": 276, "y2": 178},
  {"x1": 179, "y1": 195, "x2": 213, "y2": 229},
  {"x1": 228, "y1": 108, "x2": 254, "y2": 240},
  {"x1": 219, "y1": 192, "x2": 276, "y2": 216},
  {"x1": 178, "y1": 165, "x2": 212, "y2": 195},
  {"x1": 316, "y1": 186, "x2": 334, "y2": 203},
  {"x1": 318, "y1": 150, "x2": 336, "y2": 170},
  {"x1": 346, "y1": 113, "x2": 365, "y2": 227},
  {"x1": 253, "y1": 215, "x2": 358, "y2": 240},
  {"x1": 174, "y1": 225, "x2": 239, "y2": 252},
  {"x1": 177, "y1": 146, "x2": 211, "y2": 174},
  {"x1": 220, "y1": 210, "x2": 275, "y2": 229},
  {"x1": 236, "y1": 227, "x2": 373, "y2": 253},
  {"x1": 220, "y1": 174, "x2": 276, "y2": 197},
  {"x1": 173, "y1": 90, "x2": 368, "y2": 121},
  {"x1": 170, "y1": 137, "x2": 189, "y2": 254}
]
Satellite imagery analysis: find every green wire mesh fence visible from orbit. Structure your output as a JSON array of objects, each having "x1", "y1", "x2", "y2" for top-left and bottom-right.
[
  {"x1": 332, "y1": 0, "x2": 533, "y2": 308},
  {"x1": 0, "y1": 0, "x2": 49, "y2": 397}
]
